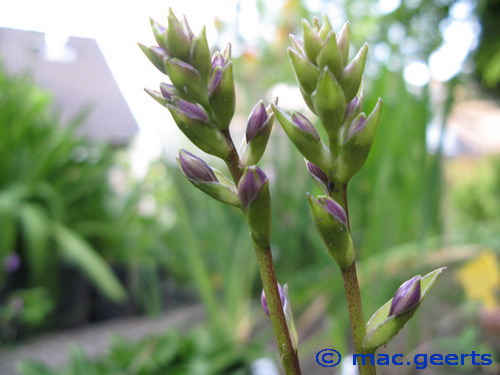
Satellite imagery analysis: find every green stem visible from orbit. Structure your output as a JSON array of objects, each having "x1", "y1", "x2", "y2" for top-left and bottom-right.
[
  {"x1": 223, "y1": 133, "x2": 301, "y2": 375},
  {"x1": 332, "y1": 182, "x2": 376, "y2": 375},
  {"x1": 254, "y1": 244, "x2": 302, "y2": 375}
]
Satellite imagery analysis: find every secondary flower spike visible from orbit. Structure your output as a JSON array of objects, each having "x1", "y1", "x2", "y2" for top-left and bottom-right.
[
  {"x1": 178, "y1": 149, "x2": 217, "y2": 182},
  {"x1": 389, "y1": 275, "x2": 421, "y2": 316}
]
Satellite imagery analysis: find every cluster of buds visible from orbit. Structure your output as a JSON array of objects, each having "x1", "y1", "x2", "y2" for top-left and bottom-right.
[
  {"x1": 142, "y1": 9, "x2": 276, "y2": 215},
  {"x1": 271, "y1": 15, "x2": 383, "y2": 271}
]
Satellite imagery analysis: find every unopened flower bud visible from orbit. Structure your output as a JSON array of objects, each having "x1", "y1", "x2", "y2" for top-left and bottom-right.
[
  {"x1": 311, "y1": 68, "x2": 346, "y2": 145},
  {"x1": 5, "y1": 253, "x2": 21, "y2": 273},
  {"x1": 149, "y1": 18, "x2": 168, "y2": 50},
  {"x1": 343, "y1": 90, "x2": 364, "y2": 126},
  {"x1": 336, "y1": 22, "x2": 351, "y2": 67},
  {"x1": 317, "y1": 31, "x2": 343, "y2": 78},
  {"x1": 337, "y1": 98, "x2": 383, "y2": 182},
  {"x1": 307, "y1": 195, "x2": 354, "y2": 269},
  {"x1": 166, "y1": 8, "x2": 192, "y2": 62},
  {"x1": 178, "y1": 149, "x2": 217, "y2": 182},
  {"x1": 159, "y1": 83, "x2": 179, "y2": 101},
  {"x1": 246, "y1": 101, "x2": 268, "y2": 142},
  {"x1": 389, "y1": 276, "x2": 421, "y2": 317},
  {"x1": 243, "y1": 101, "x2": 275, "y2": 166},
  {"x1": 305, "y1": 160, "x2": 330, "y2": 194},
  {"x1": 288, "y1": 48, "x2": 321, "y2": 96},
  {"x1": 302, "y1": 19, "x2": 323, "y2": 62},
  {"x1": 164, "y1": 58, "x2": 209, "y2": 106},
  {"x1": 189, "y1": 26, "x2": 211, "y2": 82},
  {"x1": 167, "y1": 99, "x2": 231, "y2": 159},
  {"x1": 138, "y1": 44, "x2": 169, "y2": 74},
  {"x1": 144, "y1": 88, "x2": 168, "y2": 106},
  {"x1": 238, "y1": 166, "x2": 271, "y2": 247},
  {"x1": 181, "y1": 15, "x2": 195, "y2": 41},
  {"x1": 273, "y1": 104, "x2": 332, "y2": 173},
  {"x1": 340, "y1": 43, "x2": 368, "y2": 102},
  {"x1": 208, "y1": 60, "x2": 235, "y2": 130},
  {"x1": 177, "y1": 150, "x2": 240, "y2": 207}
]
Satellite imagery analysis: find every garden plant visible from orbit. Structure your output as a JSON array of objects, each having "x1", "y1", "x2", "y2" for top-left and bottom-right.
[{"x1": 140, "y1": 9, "x2": 446, "y2": 375}]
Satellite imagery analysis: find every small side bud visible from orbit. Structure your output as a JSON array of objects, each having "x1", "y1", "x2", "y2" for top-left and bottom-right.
[
  {"x1": 238, "y1": 166, "x2": 271, "y2": 247},
  {"x1": 318, "y1": 15, "x2": 333, "y2": 41},
  {"x1": 339, "y1": 43, "x2": 368, "y2": 102},
  {"x1": 138, "y1": 44, "x2": 168, "y2": 74},
  {"x1": 389, "y1": 276, "x2": 421, "y2": 317},
  {"x1": 261, "y1": 283, "x2": 285, "y2": 317},
  {"x1": 144, "y1": 88, "x2": 168, "y2": 106},
  {"x1": 343, "y1": 89, "x2": 364, "y2": 127},
  {"x1": 159, "y1": 82, "x2": 180, "y2": 102},
  {"x1": 149, "y1": 18, "x2": 168, "y2": 50},
  {"x1": 246, "y1": 101, "x2": 268, "y2": 142},
  {"x1": 307, "y1": 195, "x2": 355, "y2": 269},
  {"x1": 178, "y1": 150, "x2": 241, "y2": 207}
]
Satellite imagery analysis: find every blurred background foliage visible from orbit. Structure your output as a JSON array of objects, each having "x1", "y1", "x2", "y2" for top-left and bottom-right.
[{"x1": 1, "y1": 0, "x2": 499, "y2": 373}]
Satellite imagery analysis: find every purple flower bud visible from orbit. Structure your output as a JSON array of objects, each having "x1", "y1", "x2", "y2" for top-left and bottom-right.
[
  {"x1": 344, "y1": 92, "x2": 363, "y2": 121},
  {"x1": 306, "y1": 161, "x2": 329, "y2": 187},
  {"x1": 291, "y1": 112, "x2": 320, "y2": 141},
  {"x1": 261, "y1": 283, "x2": 286, "y2": 317},
  {"x1": 238, "y1": 166, "x2": 268, "y2": 208},
  {"x1": 5, "y1": 253, "x2": 20, "y2": 273},
  {"x1": 173, "y1": 98, "x2": 210, "y2": 122},
  {"x1": 208, "y1": 68, "x2": 222, "y2": 96},
  {"x1": 159, "y1": 83, "x2": 177, "y2": 101},
  {"x1": 181, "y1": 15, "x2": 195, "y2": 41},
  {"x1": 178, "y1": 149, "x2": 218, "y2": 182},
  {"x1": 317, "y1": 197, "x2": 348, "y2": 226},
  {"x1": 389, "y1": 275, "x2": 421, "y2": 317},
  {"x1": 212, "y1": 53, "x2": 226, "y2": 70},
  {"x1": 246, "y1": 101, "x2": 268, "y2": 142}
]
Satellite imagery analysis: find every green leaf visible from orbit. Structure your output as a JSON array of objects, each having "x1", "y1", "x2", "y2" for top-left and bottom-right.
[
  {"x1": 363, "y1": 267, "x2": 446, "y2": 350},
  {"x1": 18, "y1": 203, "x2": 51, "y2": 285},
  {"x1": 52, "y1": 222, "x2": 126, "y2": 302}
]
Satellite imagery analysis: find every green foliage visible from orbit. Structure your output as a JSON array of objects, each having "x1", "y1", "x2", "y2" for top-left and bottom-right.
[
  {"x1": 18, "y1": 326, "x2": 260, "y2": 375},
  {"x1": 0, "y1": 68, "x2": 125, "y2": 302}
]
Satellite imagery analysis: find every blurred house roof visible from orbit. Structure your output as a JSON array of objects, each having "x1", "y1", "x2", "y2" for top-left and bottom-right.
[{"x1": 0, "y1": 27, "x2": 138, "y2": 146}]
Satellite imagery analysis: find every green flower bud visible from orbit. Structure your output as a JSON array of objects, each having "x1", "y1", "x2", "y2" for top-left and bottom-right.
[
  {"x1": 138, "y1": 44, "x2": 168, "y2": 74},
  {"x1": 302, "y1": 20, "x2": 323, "y2": 62},
  {"x1": 307, "y1": 195, "x2": 355, "y2": 269},
  {"x1": 311, "y1": 68, "x2": 347, "y2": 145},
  {"x1": 238, "y1": 166, "x2": 271, "y2": 248},
  {"x1": 337, "y1": 98, "x2": 383, "y2": 182},
  {"x1": 289, "y1": 34, "x2": 305, "y2": 56},
  {"x1": 343, "y1": 89, "x2": 364, "y2": 128},
  {"x1": 189, "y1": 26, "x2": 211, "y2": 83},
  {"x1": 317, "y1": 31, "x2": 343, "y2": 78},
  {"x1": 164, "y1": 58, "x2": 209, "y2": 106},
  {"x1": 288, "y1": 48, "x2": 320, "y2": 96},
  {"x1": 178, "y1": 149, "x2": 240, "y2": 207},
  {"x1": 242, "y1": 100, "x2": 275, "y2": 166},
  {"x1": 149, "y1": 18, "x2": 168, "y2": 50},
  {"x1": 166, "y1": 8, "x2": 192, "y2": 62},
  {"x1": 363, "y1": 267, "x2": 446, "y2": 351},
  {"x1": 167, "y1": 98, "x2": 231, "y2": 159},
  {"x1": 339, "y1": 43, "x2": 368, "y2": 102},
  {"x1": 272, "y1": 104, "x2": 332, "y2": 173},
  {"x1": 336, "y1": 21, "x2": 350, "y2": 67},
  {"x1": 318, "y1": 15, "x2": 333, "y2": 40},
  {"x1": 208, "y1": 60, "x2": 235, "y2": 131}
]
